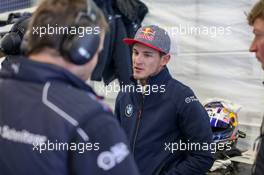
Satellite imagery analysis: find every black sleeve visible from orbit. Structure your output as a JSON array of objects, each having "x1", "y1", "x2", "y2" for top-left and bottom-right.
[
  {"x1": 166, "y1": 88, "x2": 214, "y2": 175},
  {"x1": 70, "y1": 110, "x2": 139, "y2": 175},
  {"x1": 255, "y1": 139, "x2": 264, "y2": 175},
  {"x1": 254, "y1": 118, "x2": 264, "y2": 175}
]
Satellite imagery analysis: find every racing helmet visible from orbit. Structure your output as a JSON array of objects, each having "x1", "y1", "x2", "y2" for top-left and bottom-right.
[{"x1": 204, "y1": 99, "x2": 244, "y2": 146}]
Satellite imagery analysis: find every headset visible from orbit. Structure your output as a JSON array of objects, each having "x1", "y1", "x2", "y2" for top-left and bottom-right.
[
  {"x1": 0, "y1": 15, "x2": 31, "y2": 55},
  {"x1": 60, "y1": 0, "x2": 101, "y2": 65},
  {"x1": 1, "y1": 0, "x2": 100, "y2": 65}
]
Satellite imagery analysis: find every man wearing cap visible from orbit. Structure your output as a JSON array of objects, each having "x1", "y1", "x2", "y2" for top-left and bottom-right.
[
  {"x1": 248, "y1": 1, "x2": 264, "y2": 174},
  {"x1": 115, "y1": 25, "x2": 214, "y2": 175}
]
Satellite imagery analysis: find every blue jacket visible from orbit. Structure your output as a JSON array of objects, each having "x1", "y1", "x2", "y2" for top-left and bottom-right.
[
  {"x1": 0, "y1": 57, "x2": 140, "y2": 175},
  {"x1": 115, "y1": 67, "x2": 214, "y2": 175}
]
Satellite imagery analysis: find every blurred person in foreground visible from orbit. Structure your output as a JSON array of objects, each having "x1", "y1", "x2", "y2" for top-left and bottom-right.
[
  {"x1": 0, "y1": 0, "x2": 140, "y2": 175},
  {"x1": 248, "y1": 0, "x2": 264, "y2": 174}
]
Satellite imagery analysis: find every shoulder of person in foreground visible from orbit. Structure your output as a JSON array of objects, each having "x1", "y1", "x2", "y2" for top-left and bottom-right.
[
  {"x1": 70, "y1": 99, "x2": 140, "y2": 175},
  {"x1": 44, "y1": 83, "x2": 140, "y2": 175}
]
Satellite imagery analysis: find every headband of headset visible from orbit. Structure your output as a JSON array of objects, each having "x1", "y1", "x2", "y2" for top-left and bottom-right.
[{"x1": 60, "y1": 0, "x2": 101, "y2": 65}]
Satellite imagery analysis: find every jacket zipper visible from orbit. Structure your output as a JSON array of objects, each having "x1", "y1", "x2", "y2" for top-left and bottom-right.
[{"x1": 132, "y1": 94, "x2": 145, "y2": 155}]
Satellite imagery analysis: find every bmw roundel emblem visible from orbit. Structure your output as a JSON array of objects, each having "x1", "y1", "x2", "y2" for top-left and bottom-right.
[{"x1": 125, "y1": 104, "x2": 133, "y2": 117}]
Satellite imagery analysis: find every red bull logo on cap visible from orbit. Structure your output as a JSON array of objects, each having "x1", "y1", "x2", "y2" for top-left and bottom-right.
[{"x1": 137, "y1": 27, "x2": 156, "y2": 41}]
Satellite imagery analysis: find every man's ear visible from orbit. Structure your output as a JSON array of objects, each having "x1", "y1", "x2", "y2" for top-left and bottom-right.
[{"x1": 161, "y1": 54, "x2": 170, "y2": 66}]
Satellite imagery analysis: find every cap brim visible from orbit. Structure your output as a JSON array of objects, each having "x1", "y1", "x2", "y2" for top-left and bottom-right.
[{"x1": 123, "y1": 38, "x2": 164, "y2": 53}]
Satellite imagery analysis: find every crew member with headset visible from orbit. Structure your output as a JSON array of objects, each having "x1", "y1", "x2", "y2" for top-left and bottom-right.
[{"x1": 0, "y1": 0, "x2": 140, "y2": 174}]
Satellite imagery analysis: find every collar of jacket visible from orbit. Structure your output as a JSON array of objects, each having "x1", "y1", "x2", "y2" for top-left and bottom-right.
[
  {"x1": 129, "y1": 66, "x2": 172, "y2": 87},
  {"x1": 128, "y1": 66, "x2": 172, "y2": 106},
  {"x1": 130, "y1": 66, "x2": 172, "y2": 108},
  {"x1": 145, "y1": 66, "x2": 172, "y2": 87},
  {"x1": 0, "y1": 56, "x2": 98, "y2": 96}
]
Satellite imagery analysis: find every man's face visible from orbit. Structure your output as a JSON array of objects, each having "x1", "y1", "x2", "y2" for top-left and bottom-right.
[
  {"x1": 250, "y1": 18, "x2": 264, "y2": 70},
  {"x1": 132, "y1": 43, "x2": 169, "y2": 80}
]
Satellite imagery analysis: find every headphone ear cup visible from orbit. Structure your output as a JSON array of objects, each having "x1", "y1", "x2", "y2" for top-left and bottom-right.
[
  {"x1": 62, "y1": 34, "x2": 100, "y2": 65},
  {"x1": 20, "y1": 32, "x2": 29, "y2": 54},
  {"x1": 0, "y1": 32, "x2": 22, "y2": 55}
]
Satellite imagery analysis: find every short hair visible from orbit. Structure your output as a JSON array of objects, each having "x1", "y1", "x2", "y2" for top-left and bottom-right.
[
  {"x1": 26, "y1": 0, "x2": 108, "y2": 55},
  {"x1": 159, "y1": 52, "x2": 167, "y2": 58},
  {"x1": 248, "y1": 0, "x2": 264, "y2": 25}
]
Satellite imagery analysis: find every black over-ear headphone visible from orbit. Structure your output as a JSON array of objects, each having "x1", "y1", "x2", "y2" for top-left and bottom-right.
[
  {"x1": 0, "y1": 15, "x2": 30, "y2": 55},
  {"x1": 60, "y1": 0, "x2": 101, "y2": 65}
]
